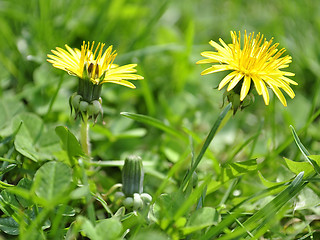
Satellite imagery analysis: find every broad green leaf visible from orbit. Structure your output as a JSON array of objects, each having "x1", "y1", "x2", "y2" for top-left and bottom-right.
[
  {"x1": 70, "y1": 186, "x2": 90, "y2": 199},
  {"x1": 221, "y1": 159, "x2": 258, "y2": 182},
  {"x1": 79, "y1": 216, "x2": 122, "y2": 240},
  {"x1": 308, "y1": 155, "x2": 320, "y2": 166},
  {"x1": 182, "y1": 207, "x2": 219, "y2": 235},
  {"x1": 0, "y1": 121, "x2": 22, "y2": 146},
  {"x1": 80, "y1": 217, "x2": 99, "y2": 240},
  {"x1": 120, "y1": 112, "x2": 187, "y2": 141},
  {"x1": 284, "y1": 157, "x2": 314, "y2": 176},
  {"x1": 95, "y1": 218, "x2": 122, "y2": 240},
  {"x1": 294, "y1": 187, "x2": 320, "y2": 210},
  {"x1": 33, "y1": 161, "x2": 72, "y2": 201},
  {"x1": 258, "y1": 171, "x2": 287, "y2": 188},
  {"x1": 16, "y1": 178, "x2": 33, "y2": 208},
  {"x1": 0, "y1": 98, "x2": 24, "y2": 130},
  {"x1": 131, "y1": 230, "x2": 169, "y2": 240},
  {"x1": 0, "y1": 217, "x2": 19, "y2": 235},
  {"x1": 13, "y1": 112, "x2": 61, "y2": 162},
  {"x1": 55, "y1": 126, "x2": 85, "y2": 165}
]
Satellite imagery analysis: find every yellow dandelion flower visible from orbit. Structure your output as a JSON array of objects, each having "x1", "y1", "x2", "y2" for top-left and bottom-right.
[
  {"x1": 197, "y1": 31, "x2": 297, "y2": 106},
  {"x1": 47, "y1": 41, "x2": 143, "y2": 121},
  {"x1": 47, "y1": 41, "x2": 143, "y2": 88}
]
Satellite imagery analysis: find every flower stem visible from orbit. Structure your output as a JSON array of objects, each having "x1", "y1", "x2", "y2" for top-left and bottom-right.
[
  {"x1": 180, "y1": 103, "x2": 232, "y2": 191},
  {"x1": 80, "y1": 114, "x2": 91, "y2": 156}
]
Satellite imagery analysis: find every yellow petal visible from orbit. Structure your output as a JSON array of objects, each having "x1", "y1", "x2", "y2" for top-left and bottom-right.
[
  {"x1": 240, "y1": 75, "x2": 251, "y2": 101},
  {"x1": 201, "y1": 65, "x2": 230, "y2": 75},
  {"x1": 280, "y1": 76, "x2": 298, "y2": 85},
  {"x1": 196, "y1": 58, "x2": 219, "y2": 64},
  {"x1": 251, "y1": 75, "x2": 262, "y2": 95},
  {"x1": 218, "y1": 72, "x2": 237, "y2": 90},
  {"x1": 101, "y1": 79, "x2": 136, "y2": 88},
  {"x1": 227, "y1": 73, "x2": 243, "y2": 91},
  {"x1": 260, "y1": 81, "x2": 270, "y2": 105},
  {"x1": 267, "y1": 83, "x2": 287, "y2": 106}
]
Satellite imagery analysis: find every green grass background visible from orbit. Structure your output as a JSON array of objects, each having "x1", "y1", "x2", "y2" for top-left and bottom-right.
[{"x1": 0, "y1": 0, "x2": 320, "y2": 239}]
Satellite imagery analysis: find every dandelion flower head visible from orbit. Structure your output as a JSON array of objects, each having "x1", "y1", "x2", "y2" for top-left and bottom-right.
[
  {"x1": 47, "y1": 41, "x2": 143, "y2": 88},
  {"x1": 197, "y1": 31, "x2": 297, "y2": 106}
]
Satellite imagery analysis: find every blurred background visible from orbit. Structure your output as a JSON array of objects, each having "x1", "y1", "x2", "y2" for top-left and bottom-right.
[{"x1": 0, "y1": 0, "x2": 319, "y2": 194}]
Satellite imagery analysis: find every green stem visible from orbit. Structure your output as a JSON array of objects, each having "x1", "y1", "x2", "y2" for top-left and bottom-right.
[
  {"x1": 180, "y1": 103, "x2": 232, "y2": 191},
  {"x1": 79, "y1": 159, "x2": 96, "y2": 224},
  {"x1": 80, "y1": 114, "x2": 91, "y2": 156}
]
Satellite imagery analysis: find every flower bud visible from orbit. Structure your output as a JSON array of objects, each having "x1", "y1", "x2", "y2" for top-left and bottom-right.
[{"x1": 122, "y1": 155, "x2": 144, "y2": 196}]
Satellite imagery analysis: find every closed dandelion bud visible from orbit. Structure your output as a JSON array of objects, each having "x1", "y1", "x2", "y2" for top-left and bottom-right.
[{"x1": 122, "y1": 155, "x2": 144, "y2": 196}]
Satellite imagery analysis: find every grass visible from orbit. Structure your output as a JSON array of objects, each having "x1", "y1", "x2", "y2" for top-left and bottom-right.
[{"x1": 0, "y1": 0, "x2": 320, "y2": 239}]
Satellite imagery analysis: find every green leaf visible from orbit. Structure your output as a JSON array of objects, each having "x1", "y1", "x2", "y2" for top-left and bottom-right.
[
  {"x1": 80, "y1": 217, "x2": 99, "y2": 240},
  {"x1": 308, "y1": 155, "x2": 320, "y2": 166},
  {"x1": 16, "y1": 178, "x2": 33, "y2": 208},
  {"x1": 95, "y1": 218, "x2": 123, "y2": 240},
  {"x1": 0, "y1": 190, "x2": 20, "y2": 218},
  {"x1": 258, "y1": 171, "x2": 286, "y2": 188},
  {"x1": 33, "y1": 161, "x2": 72, "y2": 202},
  {"x1": 221, "y1": 159, "x2": 258, "y2": 182},
  {"x1": 131, "y1": 230, "x2": 169, "y2": 240},
  {"x1": 13, "y1": 112, "x2": 61, "y2": 162},
  {"x1": 120, "y1": 112, "x2": 187, "y2": 141},
  {"x1": 290, "y1": 125, "x2": 320, "y2": 175},
  {"x1": 55, "y1": 126, "x2": 85, "y2": 165},
  {"x1": 0, "y1": 98, "x2": 24, "y2": 130},
  {"x1": 79, "y1": 216, "x2": 122, "y2": 240},
  {"x1": 0, "y1": 180, "x2": 14, "y2": 189},
  {"x1": 182, "y1": 207, "x2": 219, "y2": 235},
  {"x1": 284, "y1": 157, "x2": 314, "y2": 176},
  {"x1": 0, "y1": 217, "x2": 19, "y2": 235},
  {"x1": 294, "y1": 187, "x2": 320, "y2": 210}
]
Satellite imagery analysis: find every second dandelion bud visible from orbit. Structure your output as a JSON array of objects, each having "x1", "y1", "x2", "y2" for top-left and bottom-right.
[{"x1": 47, "y1": 41, "x2": 143, "y2": 122}]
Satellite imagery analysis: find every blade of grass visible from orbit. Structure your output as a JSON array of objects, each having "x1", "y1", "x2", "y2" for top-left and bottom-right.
[
  {"x1": 173, "y1": 175, "x2": 211, "y2": 222},
  {"x1": 290, "y1": 125, "x2": 320, "y2": 175},
  {"x1": 44, "y1": 75, "x2": 64, "y2": 119},
  {"x1": 203, "y1": 172, "x2": 306, "y2": 240},
  {"x1": 120, "y1": 112, "x2": 187, "y2": 142}
]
